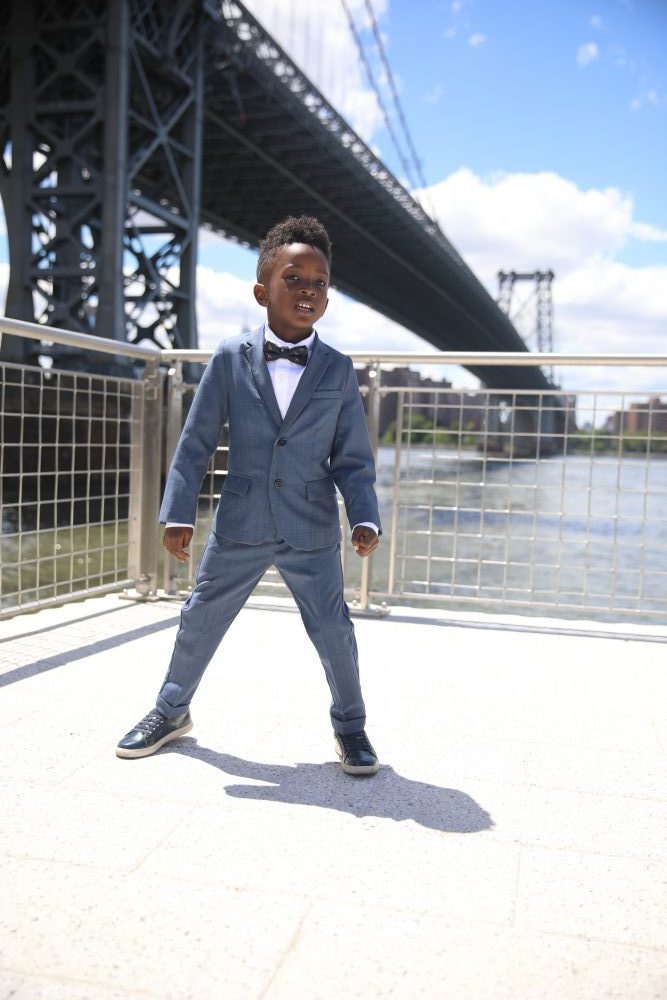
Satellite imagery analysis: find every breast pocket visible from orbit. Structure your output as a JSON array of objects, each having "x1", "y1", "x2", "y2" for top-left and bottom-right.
[{"x1": 311, "y1": 390, "x2": 343, "y2": 399}]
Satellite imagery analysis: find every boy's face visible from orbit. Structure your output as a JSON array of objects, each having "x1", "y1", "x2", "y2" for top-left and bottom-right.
[{"x1": 253, "y1": 243, "x2": 329, "y2": 343}]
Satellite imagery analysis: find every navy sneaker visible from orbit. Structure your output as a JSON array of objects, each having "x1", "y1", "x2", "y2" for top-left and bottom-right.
[
  {"x1": 116, "y1": 709, "x2": 192, "y2": 759},
  {"x1": 334, "y1": 730, "x2": 380, "y2": 775}
]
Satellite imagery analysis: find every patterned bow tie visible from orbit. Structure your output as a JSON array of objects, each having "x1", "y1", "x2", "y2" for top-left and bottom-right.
[{"x1": 263, "y1": 341, "x2": 309, "y2": 367}]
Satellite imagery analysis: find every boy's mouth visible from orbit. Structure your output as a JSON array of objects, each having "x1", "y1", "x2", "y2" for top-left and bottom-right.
[{"x1": 295, "y1": 302, "x2": 314, "y2": 314}]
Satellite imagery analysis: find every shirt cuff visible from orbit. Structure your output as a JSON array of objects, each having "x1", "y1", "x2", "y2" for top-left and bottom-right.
[{"x1": 165, "y1": 523, "x2": 194, "y2": 529}]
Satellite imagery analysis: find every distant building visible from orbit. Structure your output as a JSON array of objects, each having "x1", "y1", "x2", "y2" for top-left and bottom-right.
[
  {"x1": 355, "y1": 365, "x2": 456, "y2": 437},
  {"x1": 605, "y1": 397, "x2": 667, "y2": 436}
]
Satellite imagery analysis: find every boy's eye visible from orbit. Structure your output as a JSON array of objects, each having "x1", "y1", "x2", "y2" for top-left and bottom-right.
[{"x1": 285, "y1": 274, "x2": 299, "y2": 281}]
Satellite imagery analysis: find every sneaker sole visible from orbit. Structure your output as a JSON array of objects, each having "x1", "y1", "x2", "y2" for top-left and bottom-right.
[
  {"x1": 116, "y1": 720, "x2": 193, "y2": 759},
  {"x1": 335, "y1": 742, "x2": 380, "y2": 775}
]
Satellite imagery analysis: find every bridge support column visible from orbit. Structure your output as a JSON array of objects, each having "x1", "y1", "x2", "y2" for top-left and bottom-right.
[
  {"x1": 482, "y1": 394, "x2": 563, "y2": 457},
  {"x1": 0, "y1": 0, "x2": 205, "y2": 365}
]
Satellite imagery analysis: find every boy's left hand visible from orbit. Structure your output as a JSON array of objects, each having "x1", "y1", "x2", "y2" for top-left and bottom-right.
[{"x1": 351, "y1": 526, "x2": 379, "y2": 557}]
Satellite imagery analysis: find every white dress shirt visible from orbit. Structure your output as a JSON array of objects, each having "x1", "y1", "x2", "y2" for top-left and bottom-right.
[
  {"x1": 264, "y1": 325, "x2": 314, "y2": 418},
  {"x1": 167, "y1": 323, "x2": 378, "y2": 537}
]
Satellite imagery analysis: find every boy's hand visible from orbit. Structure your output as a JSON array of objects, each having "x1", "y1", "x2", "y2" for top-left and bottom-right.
[
  {"x1": 163, "y1": 526, "x2": 193, "y2": 563},
  {"x1": 351, "y1": 526, "x2": 379, "y2": 558}
]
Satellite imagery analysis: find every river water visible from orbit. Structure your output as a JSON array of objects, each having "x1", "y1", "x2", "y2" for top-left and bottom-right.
[
  {"x1": 2, "y1": 446, "x2": 666, "y2": 624},
  {"x1": 368, "y1": 446, "x2": 667, "y2": 623}
]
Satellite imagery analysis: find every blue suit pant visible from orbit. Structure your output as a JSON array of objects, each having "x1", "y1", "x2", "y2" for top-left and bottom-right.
[{"x1": 156, "y1": 532, "x2": 366, "y2": 734}]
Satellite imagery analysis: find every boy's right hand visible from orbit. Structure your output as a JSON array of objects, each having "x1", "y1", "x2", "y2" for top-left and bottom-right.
[{"x1": 163, "y1": 526, "x2": 193, "y2": 563}]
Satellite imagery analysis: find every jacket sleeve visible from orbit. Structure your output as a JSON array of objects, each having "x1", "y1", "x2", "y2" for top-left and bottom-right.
[
  {"x1": 329, "y1": 359, "x2": 382, "y2": 534},
  {"x1": 159, "y1": 343, "x2": 229, "y2": 525}
]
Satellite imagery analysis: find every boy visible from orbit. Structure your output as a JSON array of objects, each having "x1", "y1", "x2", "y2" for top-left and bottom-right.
[{"x1": 117, "y1": 216, "x2": 382, "y2": 775}]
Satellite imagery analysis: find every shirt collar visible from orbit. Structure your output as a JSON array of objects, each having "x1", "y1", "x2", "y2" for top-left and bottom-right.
[{"x1": 264, "y1": 323, "x2": 315, "y2": 352}]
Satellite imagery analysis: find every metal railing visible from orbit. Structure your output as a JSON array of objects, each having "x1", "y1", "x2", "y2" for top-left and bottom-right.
[{"x1": 2, "y1": 315, "x2": 667, "y2": 625}]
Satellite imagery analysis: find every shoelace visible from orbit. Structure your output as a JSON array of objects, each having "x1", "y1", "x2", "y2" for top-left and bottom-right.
[
  {"x1": 134, "y1": 711, "x2": 165, "y2": 734},
  {"x1": 338, "y1": 731, "x2": 374, "y2": 753}
]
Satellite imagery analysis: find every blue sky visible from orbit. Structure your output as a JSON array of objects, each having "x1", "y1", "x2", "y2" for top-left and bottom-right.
[
  {"x1": 1, "y1": 0, "x2": 665, "y2": 390},
  {"x1": 393, "y1": 0, "x2": 667, "y2": 263}
]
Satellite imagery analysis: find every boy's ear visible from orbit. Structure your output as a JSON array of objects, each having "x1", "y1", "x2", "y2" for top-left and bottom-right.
[{"x1": 253, "y1": 282, "x2": 268, "y2": 307}]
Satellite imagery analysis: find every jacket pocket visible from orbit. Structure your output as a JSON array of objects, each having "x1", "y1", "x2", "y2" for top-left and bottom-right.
[
  {"x1": 306, "y1": 475, "x2": 337, "y2": 501},
  {"x1": 222, "y1": 472, "x2": 251, "y2": 497},
  {"x1": 311, "y1": 389, "x2": 342, "y2": 398}
]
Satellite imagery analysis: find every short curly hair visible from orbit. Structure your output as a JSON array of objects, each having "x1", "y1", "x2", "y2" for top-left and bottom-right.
[{"x1": 256, "y1": 215, "x2": 332, "y2": 282}]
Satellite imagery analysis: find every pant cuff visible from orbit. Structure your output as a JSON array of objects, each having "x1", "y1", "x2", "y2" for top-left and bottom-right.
[{"x1": 332, "y1": 717, "x2": 366, "y2": 736}]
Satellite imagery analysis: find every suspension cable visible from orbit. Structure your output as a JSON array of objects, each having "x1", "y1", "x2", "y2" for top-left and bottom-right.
[
  {"x1": 340, "y1": 0, "x2": 442, "y2": 226},
  {"x1": 339, "y1": 0, "x2": 418, "y2": 189},
  {"x1": 363, "y1": 0, "x2": 427, "y2": 192}
]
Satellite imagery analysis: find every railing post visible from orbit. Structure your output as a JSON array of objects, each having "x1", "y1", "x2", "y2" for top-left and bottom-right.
[
  {"x1": 355, "y1": 362, "x2": 387, "y2": 615},
  {"x1": 387, "y1": 389, "x2": 404, "y2": 595},
  {"x1": 128, "y1": 358, "x2": 163, "y2": 596},
  {"x1": 163, "y1": 362, "x2": 184, "y2": 594}
]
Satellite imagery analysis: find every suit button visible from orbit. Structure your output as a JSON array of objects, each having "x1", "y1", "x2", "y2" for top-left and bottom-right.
[
  {"x1": 274, "y1": 479, "x2": 284, "y2": 488},
  {"x1": 277, "y1": 438, "x2": 287, "y2": 446}
]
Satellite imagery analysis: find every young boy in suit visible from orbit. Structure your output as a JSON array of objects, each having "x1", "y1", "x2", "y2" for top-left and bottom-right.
[{"x1": 117, "y1": 215, "x2": 382, "y2": 774}]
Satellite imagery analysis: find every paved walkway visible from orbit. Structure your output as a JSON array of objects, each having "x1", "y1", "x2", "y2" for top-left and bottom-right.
[{"x1": 1, "y1": 594, "x2": 666, "y2": 999}]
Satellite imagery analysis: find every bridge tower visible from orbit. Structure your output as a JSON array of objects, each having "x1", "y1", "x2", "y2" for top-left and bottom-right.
[
  {"x1": 497, "y1": 270, "x2": 555, "y2": 380},
  {"x1": 0, "y1": 0, "x2": 205, "y2": 366},
  {"x1": 487, "y1": 270, "x2": 559, "y2": 455}
]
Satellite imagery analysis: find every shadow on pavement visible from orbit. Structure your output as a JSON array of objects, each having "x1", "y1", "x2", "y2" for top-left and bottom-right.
[
  {"x1": 171, "y1": 739, "x2": 494, "y2": 834},
  {"x1": 0, "y1": 614, "x2": 181, "y2": 689}
]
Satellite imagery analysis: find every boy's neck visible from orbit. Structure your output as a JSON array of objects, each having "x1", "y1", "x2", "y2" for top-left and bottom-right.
[{"x1": 266, "y1": 323, "x2": 314, "y2": 346}]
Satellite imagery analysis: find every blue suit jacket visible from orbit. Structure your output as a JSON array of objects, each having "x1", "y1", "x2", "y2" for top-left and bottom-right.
[{"x1": 159, "y1": 327, "x2": 381, "y2": 551}]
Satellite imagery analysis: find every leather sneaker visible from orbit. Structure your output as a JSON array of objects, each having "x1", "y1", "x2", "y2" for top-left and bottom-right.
[
  {"x1": 334, "y1": 730, "x2": 380, "y2": 775},
  {"x1": 116, "y1": 709, "x2": 193, "y2": 759}
]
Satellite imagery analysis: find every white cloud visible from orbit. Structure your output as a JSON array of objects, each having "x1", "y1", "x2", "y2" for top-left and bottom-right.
[
  {"x1": 590, "y1": 14, "x2": 603, "y2": 30},
  {"x1": 195, "y1": 268, "x2": 264, "y2": 350},
  {"x1": 414, "y1": 168, "x2": 667, "y2": 392},
  {"x1": 468, "y1": 33, "x2": 486, "y2": 48},
  {"x1": 577, "y1": 42, "x2": 599, "y2": 66},
  {"x1": 631, "y1": 88, "x2": 665, "y2": 111},
  {"x1": 419, "y1": 168, "x2": 666, "y2": 274}
]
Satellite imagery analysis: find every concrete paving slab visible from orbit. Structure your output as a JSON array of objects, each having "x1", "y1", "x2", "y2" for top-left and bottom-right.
[
  {"x1": 523, "y1": 743, "x2": 667, "y2": 800},
  {"x1": 0, "y1": 779, "x2": 194, "y2": 873},
  {"x1": 0, "y1": 975, "x2": 158, "y2": 1000},
  {"x1": 264, "y1": 907, "x2": 667, "y2": 1000},
  {"x1": 1, "y1": 594, "x2": 666, "y2": 999},
  {"x1": 516, "y1": 847, "x2": 667, "y2": 950},
  {"x1": 0, "y1": 858, "x2": 308, "y2": 998}
]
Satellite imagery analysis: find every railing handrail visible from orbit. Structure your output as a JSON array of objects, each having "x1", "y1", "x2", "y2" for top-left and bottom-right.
[
  {"x1": 2, "y1": 314, "x2": 667, "y2": 368},
  {"x1": 161, "y1": 349, "x2": 667, "y2": 367},
  {"x1": 0, "y1": 316, "x2": 160, "y2": 362}
]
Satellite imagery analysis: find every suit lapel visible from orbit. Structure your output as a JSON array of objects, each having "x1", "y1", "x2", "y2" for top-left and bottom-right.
[
  {"x1": 279, "y1": 333, "x2": 331, "y2": 433},
  {"x1": 244, "y1": 327, "x2": 283, "y2": 429}
]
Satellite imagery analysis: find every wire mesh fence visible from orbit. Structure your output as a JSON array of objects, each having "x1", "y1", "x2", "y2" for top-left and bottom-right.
[
  {"x1": 2, "y1": 320, "x2": 667, "y2": 626},
  {"x1": 381, "y1": 388, "x2": 667, "y2": 621},
  {"x1": 0, "y1": 362, "x2": 137, "y2": 615}
]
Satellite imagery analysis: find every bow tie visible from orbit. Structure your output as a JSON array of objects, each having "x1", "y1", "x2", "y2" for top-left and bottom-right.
[{"x1": 263, "y1": 341, "x2": 309, "y2": 367}]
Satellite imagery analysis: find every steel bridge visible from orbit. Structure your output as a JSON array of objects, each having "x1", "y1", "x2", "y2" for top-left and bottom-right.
[{"x1": 0, "y1": 0, "x2": 550, "y2": 391}]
